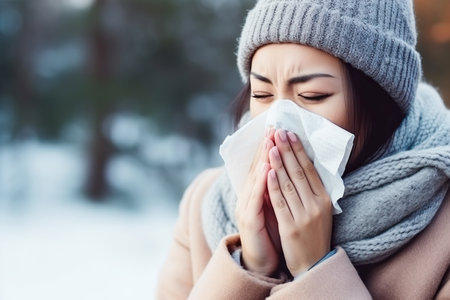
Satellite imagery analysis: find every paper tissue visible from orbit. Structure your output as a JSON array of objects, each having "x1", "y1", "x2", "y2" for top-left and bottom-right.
[{"x1": 219, "y1": 99, "x2": 354, "y2": 214}]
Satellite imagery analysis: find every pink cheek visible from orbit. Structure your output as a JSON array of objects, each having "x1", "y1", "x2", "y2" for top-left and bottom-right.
[
  {"x1": 250, "y1": 102, "x2": 269, "y2": 118},
  {"x1": 332, "y1": 112, "x2": 350, "y2": 131}
]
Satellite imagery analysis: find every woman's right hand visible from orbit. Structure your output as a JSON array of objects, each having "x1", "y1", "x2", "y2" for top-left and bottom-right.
[{"x1": 235, "y1": 129, "x2": 280, "y2": 277}]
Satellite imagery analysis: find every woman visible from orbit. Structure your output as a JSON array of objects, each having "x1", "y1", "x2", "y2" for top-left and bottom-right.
[{"x1": 157, "y1": 0, "x2": 450, "y2": 299}]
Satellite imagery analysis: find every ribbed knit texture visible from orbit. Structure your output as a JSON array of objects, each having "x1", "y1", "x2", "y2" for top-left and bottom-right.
[
  {"x1": 236, "y1": 0, "x2": 421, "y2": 112},
  {"x1": 202, "y1": 83, "x2": 450, "y2": 265}
]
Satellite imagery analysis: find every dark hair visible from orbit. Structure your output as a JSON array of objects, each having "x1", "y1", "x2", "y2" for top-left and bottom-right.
[{"x1": 230, "y1": 63, "x2": 404, "y2": 174}]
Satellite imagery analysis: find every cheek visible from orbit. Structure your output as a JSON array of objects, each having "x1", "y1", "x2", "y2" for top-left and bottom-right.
[
  {"x1": 249, "y1": 99, "x2": 269, "y2": 118},
  {"x1": 312, "y1": 97, "x2": 349, "y2": 131},
  {"x1": 329, "y1": 105, "x2": 349, "y2": 130}
]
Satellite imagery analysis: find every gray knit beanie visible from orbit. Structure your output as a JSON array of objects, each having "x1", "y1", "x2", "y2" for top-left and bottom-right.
[{"x1": 237, "y1": 0, "x2": 422, "y2": 112}]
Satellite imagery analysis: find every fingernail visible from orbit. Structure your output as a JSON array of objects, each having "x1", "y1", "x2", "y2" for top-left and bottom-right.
[
  {"x1": 287, "y1": 131, "x2": 297, "y2": 143},
  {"x1": 265, "y1": 127, "x2": 275, "y2": 138},
  {"x1": 271, "y1": 146, "x2": 280, "y2": 158},
  {"x1": 264, "y1": 138, "x2": 270, "y2": 150},
  {"x1": 261, "y1": 163, "x2": 267, "y2": 173},
  {"x1": 278, "y1": 129, "x2": 287, "y2": 142},
  {"x1": 269, "y1": 169, "x2": 277, "y2": 180}
]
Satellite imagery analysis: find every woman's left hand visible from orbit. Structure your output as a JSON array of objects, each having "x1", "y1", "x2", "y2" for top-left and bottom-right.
[{"x1": 267, "y1": 129, "x2": 333, "y2": 277}]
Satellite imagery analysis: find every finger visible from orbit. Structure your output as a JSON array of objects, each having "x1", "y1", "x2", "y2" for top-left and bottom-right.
[
  {"x1": 263, "y1": 197, "x2": 282, "y2": 253},
  {"x1": 263, "y1": 137, "x2": 274, "y2": 164},
  {"x1": 247, "y1": 162, "x2": 270, "y2": 214},
  {"x1": 266, "y1": 127, "x2": 275, "y2": 140},
  {"x1": 269, "y1": 146, "x2": 304, "y2": 216},
  {"x1": 286, "y1": 131, "x2": 326, "y2": 197},
  {"x1": 238, "y1": 139, "x2": 267, "y2": 213},
  {"x1": 274, "y1": 130, "x2": 316, "y2": 204},
  {"x1": 267, "y1": 169, "x2": 294, "y2": 226},
  {"x1": 262, "y1": 127, "x2": 275, "y2": 165},
  {"x1": 242, "y1": 136, "x2": 273, "y2": 214},
  {"x1": 248, "y1": 137, "x2": 268, "y2": 180}
]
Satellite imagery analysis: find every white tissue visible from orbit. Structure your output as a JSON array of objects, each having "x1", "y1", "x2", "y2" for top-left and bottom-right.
[{"x1": 219, "y1": 99, "x2": 354, "y2": 214}]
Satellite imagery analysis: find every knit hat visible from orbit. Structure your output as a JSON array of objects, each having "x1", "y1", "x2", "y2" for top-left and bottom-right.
[{"x1": 237, "y1": 0, "x2": 422, "y2": 112}]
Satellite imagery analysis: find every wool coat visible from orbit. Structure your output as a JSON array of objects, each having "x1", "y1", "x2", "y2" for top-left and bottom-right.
[{"x1": 156, "y1": 168, "x2": 450, "y2": 299}]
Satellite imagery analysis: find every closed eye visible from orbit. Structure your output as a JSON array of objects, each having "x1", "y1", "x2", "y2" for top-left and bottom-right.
[
  {"x1": 251, "y1": 93, "x2": 273, "y2": 99},
  {"x1": 299, "y1": 93, "x2": 331, "y2": 101}
]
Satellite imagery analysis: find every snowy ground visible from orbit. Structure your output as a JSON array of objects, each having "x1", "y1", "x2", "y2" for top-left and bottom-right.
[
  {"x1": 0, "y1": 141, "x2": 192, "y2": 300},
  {"x1": 0, "y1": 204, "x2": 176, "y2": 300}
]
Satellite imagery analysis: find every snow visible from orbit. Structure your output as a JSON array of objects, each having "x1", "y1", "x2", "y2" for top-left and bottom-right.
[{"x1": 0, "y1": 141, "x2": 181, "y2": 300}]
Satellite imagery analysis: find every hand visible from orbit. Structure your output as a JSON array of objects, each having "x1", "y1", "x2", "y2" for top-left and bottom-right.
[
  {"x1": 267, "y1": 129, "x2": 333, "y2": 277},
  {"x1": 235, "y1": 129, "x2": 280, "y2": 276}
]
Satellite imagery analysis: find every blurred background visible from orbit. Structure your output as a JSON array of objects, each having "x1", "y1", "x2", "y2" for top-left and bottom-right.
[{"x1": 0, "y1": 0, "x2": 448, "y2": 299}]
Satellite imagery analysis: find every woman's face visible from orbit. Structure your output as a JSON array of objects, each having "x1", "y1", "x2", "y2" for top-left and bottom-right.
[{"x1": 249, "y1": 43, "x2": 350, "y2": 131}]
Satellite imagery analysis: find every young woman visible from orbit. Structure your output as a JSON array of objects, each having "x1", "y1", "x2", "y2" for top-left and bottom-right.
[{"x1": 157, "y1": 0, "x2": 450, "y2": 299}]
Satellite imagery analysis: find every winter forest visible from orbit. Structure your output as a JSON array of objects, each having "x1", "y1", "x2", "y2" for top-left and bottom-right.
[{"x1": 0, "y1": 0, "x2": 449, "y2": 299}]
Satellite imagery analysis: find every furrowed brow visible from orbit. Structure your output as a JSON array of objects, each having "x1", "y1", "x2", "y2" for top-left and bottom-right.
[
  {"x1": 288, "y1": 73, "x2": 335, "y2": 85},
  {"x1": 250, "y1": 72, "x2": 272, "y2": 84}
]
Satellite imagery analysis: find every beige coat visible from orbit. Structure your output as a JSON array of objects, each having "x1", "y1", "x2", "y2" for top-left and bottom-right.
[{"x1": 156, "y1": 168, "x2": 450, "y2": 299}]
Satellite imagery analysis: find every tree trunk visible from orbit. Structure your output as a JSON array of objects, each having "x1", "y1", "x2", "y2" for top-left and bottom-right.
[
  {"x1": 12, "y1": 1, "x2": 35, "y2": 139},
  {"x1": 85, "y1": 0, "x2": 114, "y2": 201}
]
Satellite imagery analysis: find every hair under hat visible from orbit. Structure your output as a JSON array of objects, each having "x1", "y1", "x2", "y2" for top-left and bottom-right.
[{"x1": 236, "y1": 0, "x2": 422, "y2": 112}]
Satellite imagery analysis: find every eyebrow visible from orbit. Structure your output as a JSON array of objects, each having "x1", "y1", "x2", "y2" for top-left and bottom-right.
[{"x1": 250, "y1": 72, "x2": 335, "y2": 85}]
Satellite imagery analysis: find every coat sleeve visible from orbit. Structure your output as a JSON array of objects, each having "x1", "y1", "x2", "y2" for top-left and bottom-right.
[
  {"x1": 156, "y1": 168, "x2": 372, "y2": 299},
  {"x1": 189, "y1": 234, "x2": 286, "y2": 299},
  {"x1": 190, "y1": 239, "x2": 373, "y2": 300},
  {"x1": 267, "y1": 247, "x2": 372, "y2": 299},
  {"x1": 190, "y1": 238, "x2": 372, "y2": 299},
  {"x1": 156, "y1": 168, "x2": 286, "y2": 300}
]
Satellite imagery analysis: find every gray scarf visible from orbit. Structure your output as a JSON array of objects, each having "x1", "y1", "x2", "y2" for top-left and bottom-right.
[{"x1": 202, "y1": 83, "x2": 450, "y2": 265}]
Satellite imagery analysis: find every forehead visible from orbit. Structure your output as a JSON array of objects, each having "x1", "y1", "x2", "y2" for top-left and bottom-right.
[{"x1": 251, "y1": 43, "x2": 342, "y2": 75}]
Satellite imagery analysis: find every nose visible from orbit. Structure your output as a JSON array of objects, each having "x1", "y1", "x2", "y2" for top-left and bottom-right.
[
  {"x1": 272, "y1": 95, "x2": 300, "y2": 108},
  {"x1": 273, "y1": 90, "x2": 296, "y2": 102}
]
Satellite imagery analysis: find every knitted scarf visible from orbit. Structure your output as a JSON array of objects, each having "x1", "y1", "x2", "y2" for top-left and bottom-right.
[{"x1": 202, "y1": 83, "x2": 450, "y2": 265}]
